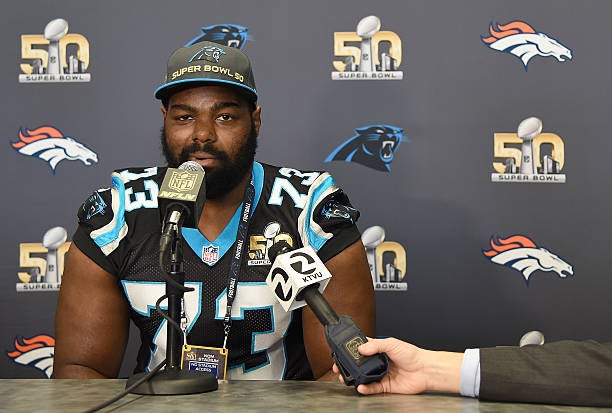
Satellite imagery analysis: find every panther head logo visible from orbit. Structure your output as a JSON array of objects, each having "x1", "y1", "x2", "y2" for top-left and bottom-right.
[
  {"x1": 11, "y1": 125, "x2": 98, "y2": 174},
  {"x1": 186, "y1": 24, "x2": 252, "y2": 49},
  {"x1": 483, "y1": 234, "x2": 574, "y2": 285},
  {"x1": 7, "y1": 334, "x2": 55, "y2": 378},
  {"x1": 481, "y1": 21, "x2": 572, "y2": 71},
  {"x1": 325, "y1": 124, "x2": 406, "y2": 172}
]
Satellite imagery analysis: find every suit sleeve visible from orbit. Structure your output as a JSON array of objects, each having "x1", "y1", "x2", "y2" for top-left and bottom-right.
[{"x1": 479, "y1": 340, "x2": 612, "y2": 407}]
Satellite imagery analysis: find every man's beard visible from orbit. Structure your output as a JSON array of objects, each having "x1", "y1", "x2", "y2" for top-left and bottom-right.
[{"x1": 161, "y1": 125, "x2": 258, "y2": 199}]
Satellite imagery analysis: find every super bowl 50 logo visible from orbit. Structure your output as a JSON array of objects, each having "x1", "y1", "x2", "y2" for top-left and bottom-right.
[
  {"x1": 362, "y1": 226, "x2": 407, "y2": 291},
  {"x1": 19, "y1": 18, "x2": 91, "y2": 83},
  {"x1": 248, "y1": 221, "x2": 294, "y2": 266},
  {"x1": 16, "y1": 227, "x2": 70, "y2": 292},
  {"x1": 332, "y1": 15, "x2": 403, "y2": 80},
  {"x1": 491, "y1": 117, "x2": 566, "y2": 183}
]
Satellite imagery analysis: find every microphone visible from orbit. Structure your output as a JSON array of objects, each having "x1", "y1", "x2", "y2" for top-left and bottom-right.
[
  {"x1": 266, "y1": 241, "x2": 388, "y2": 387},
  {"x1": 158, "y1": 161, "x2": 206, "y2": 230},
  {"x1": 519, "y1": 330, "x2": 545, "y2": 347},
  {"x1": 158, "y1": 161, "x2": 206, "y2": 256}
]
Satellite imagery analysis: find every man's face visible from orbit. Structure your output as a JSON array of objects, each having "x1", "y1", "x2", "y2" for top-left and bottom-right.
[{"x1": 161, "y1": 85, "x2": 261, "y2": 199}]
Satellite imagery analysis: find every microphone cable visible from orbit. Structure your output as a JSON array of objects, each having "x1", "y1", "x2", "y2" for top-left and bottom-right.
[{"x1": 81, "y1": 358, "x2": 167, "y2": 413}]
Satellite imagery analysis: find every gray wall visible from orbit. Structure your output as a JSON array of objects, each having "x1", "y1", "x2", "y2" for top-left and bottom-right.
[{"x1": 2, "y1": 0, "x2": 611, "y2": 378}]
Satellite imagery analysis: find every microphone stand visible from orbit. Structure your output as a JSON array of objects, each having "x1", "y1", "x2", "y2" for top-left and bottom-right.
[{"x1": 126, "y1": 224, "x2": 218, "y2": 395}]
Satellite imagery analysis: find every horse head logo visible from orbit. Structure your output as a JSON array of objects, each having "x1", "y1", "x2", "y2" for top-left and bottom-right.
[
  {"x1": 483, "y1": 234, "x2": 574, "y2": 285},
  {"x1": 481, "y1": 21, "x2": 572, "y2": 70},
  {"x1": 7, "y1": 335, "x2": 55, "y2": 378},
  {"x1": 11, "y1": 126, "x2": 98, "y2": 174}
]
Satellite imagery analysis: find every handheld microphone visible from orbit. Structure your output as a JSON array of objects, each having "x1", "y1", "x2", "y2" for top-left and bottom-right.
[{"x1": 266, "y1": 241, "x2": 388, "y2": 387}]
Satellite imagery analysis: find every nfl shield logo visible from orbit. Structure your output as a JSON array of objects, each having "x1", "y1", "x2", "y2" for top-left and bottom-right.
[
  {"x1": 169, "y1": 170, "x2": 198, "y2": 191},
  {"x1": 202, "y1": 244, "x2": 220, "y2": 265}
]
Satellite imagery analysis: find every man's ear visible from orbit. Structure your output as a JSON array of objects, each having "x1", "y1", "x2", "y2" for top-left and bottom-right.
[{"x1": 253, "y1": 106, "x2": 262, "y2": 135}]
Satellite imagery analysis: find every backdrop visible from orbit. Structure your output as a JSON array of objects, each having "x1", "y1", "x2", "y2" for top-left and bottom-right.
[{"x1": 2, "y1": 0, "x2": 611, "y2": 378}]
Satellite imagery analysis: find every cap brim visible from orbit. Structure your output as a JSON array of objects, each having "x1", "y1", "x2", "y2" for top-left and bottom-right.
[{"x1": 154, "y1": 78, "x2": 258, "y2": 102}]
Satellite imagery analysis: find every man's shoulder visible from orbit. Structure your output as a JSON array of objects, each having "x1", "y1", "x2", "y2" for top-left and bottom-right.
[{"x1": 111, "y1": 166, "x2": 165, "y2": 185}]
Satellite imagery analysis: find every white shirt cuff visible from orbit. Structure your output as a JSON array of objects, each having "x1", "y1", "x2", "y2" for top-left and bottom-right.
[{"x1": 459, "y1": 348, "x2": 481, "y2": 397}]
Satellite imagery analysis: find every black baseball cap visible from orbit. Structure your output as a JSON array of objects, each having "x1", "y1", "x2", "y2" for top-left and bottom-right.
[{"x1": 154, "y1": 41, "x2": 257, "y2": 104}]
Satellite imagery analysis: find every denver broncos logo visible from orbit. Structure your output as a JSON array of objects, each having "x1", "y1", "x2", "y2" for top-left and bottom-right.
[
  {"x1": 186, "y1": 24, "x2": 252, "y2": 49},
  {"x1": 11, "y1": 126, "x2": 98, "y2": 174},
  {"x1": 481, "y1": 21, "x2": 572, "y2": 70},
  {"x1": 7, "y1": 334, "x2": 55, "y2": 378},
  {"x1": 483, "y1": 234, "x2": 574, "y2": 285},
  {"x1": 325, "y1": 124, "x2": 406, "y2": 172}
]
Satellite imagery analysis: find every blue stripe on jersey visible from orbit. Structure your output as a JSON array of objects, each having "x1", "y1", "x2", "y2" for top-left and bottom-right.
[
  {"x1": 93, "y1": 175, "x2": 126, "y2": 248},
  {"x1": 303, "y1": 174, "x2": 335, "y2": 251},
  {"x1": 182, "y1": 162, "x2": 264, "y2": 265}
]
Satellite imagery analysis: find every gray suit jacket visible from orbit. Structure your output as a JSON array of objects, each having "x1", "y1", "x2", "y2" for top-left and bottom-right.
[{"x1": 479, "y1": 340, "x2": 612, "y2": 407}]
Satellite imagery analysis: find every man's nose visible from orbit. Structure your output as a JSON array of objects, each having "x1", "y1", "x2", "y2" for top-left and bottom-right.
[{"x1": 192, "y1": 118, "x2": 216, "y2": 143}]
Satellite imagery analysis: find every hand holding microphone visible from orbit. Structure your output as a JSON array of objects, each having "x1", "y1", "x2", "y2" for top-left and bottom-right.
[{"x1": 266, "y1": 241, "x2": 388, "y2": 387}]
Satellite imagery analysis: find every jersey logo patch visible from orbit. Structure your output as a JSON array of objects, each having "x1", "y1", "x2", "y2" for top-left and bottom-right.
[{"x1": 202, "y1": 244, "x2": 220, "y2": 265}]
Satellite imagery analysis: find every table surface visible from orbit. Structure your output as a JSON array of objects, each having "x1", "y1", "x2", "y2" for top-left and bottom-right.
[{"x1": 1, "y1": 379, "x2": 610, "y2": 413}]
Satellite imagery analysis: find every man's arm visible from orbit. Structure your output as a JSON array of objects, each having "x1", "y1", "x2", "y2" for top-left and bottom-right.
[
  {"x1": 480, "y1": 340, "x2": 612, "y2": 407},
  {"x1": 52, "y1": 244, "x2": 130, "y2": 378},
  {"x1": 302, "y1": 240, "x2": 376, "y2": 380}
]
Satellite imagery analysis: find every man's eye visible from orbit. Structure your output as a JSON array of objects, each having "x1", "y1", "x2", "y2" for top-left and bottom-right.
[
  {"x1": 176, "y1": 115, "x2": 192, "y2": 121},
  {"x1": 217, "y1": 114, "x2": 233, "y2": 121}
]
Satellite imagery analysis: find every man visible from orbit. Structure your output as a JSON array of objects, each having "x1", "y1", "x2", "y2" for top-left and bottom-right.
[
  {"x1": 52, "y1": 41, "x2": 375, "y2": 380},
  {"x1": 334, "y1": 337, "x2": 612, "y2": 407}
]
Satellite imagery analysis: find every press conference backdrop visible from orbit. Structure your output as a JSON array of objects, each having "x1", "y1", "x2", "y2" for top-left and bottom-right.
[{"x1": 2, "y1": 0, "x2": 611, "y2": 378}]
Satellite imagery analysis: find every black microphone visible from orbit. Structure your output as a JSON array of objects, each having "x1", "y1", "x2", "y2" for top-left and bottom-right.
[
  {"x1": 158, "y1": 161, "x2": 206, "y2": 256},
  {"x1": 266, "y1": 241, "x2": 388, "y2": 387},
  {"x1": 158, "y1": 161, "x2": 206, "y2": 230}
]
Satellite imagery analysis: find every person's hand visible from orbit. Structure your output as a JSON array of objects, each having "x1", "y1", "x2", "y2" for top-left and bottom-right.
[{"x1": 333, "y1": 337, "x2": 429, "y2": 395}]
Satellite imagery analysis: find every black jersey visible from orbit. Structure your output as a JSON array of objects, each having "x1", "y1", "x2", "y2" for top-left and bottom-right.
[{"x1": 73, "y1": 162, "x2": 361, "y2": 380}]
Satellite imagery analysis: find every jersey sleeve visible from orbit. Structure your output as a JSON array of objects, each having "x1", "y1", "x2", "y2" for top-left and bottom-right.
[
  {"x1": 297, "y1": 172, "x2": 361, "y2": 262},
  {"x1": 71, "y1": 172, "x2": 131, "y2": 276},
  {"x1": 71, "y1": 167, "x2": 161, "y2": 276}
]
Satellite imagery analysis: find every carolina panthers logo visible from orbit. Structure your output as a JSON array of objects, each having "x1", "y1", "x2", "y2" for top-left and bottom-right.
[
  {"x1": 11, "y1": 125, "x2": 98, "y2": 174},
  {"x1": 483, "y1": 234, "x2": 574, "y2": 285},
  {"x1": 186, "y1": 24, "x2": 252, "y2": 49},
  {"x1": 7, "y1": 334, "x2": 55, "y2": 378},
  {"x1": 189, "y1": 45, "x2": 226, "y2": 64},
  {"x1": 325, "y1": 124, "x2": 406, "y2": 172},
  {"x1": 481, "y1": 21, "x2": 572, "y2": 71}
]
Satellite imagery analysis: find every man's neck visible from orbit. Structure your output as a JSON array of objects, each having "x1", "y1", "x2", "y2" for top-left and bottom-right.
[{"x1": 197, "y1": 168, "x2": 252, "y2": 241}]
